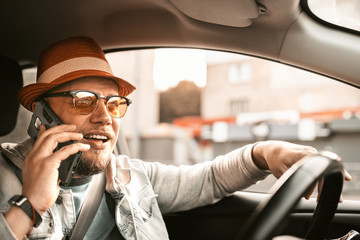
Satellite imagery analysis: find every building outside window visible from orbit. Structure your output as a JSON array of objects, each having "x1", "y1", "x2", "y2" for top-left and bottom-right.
[
  {"x1": 230, "y1": 98, "x2": 249, "y2": 115},
  {"x1": 228, "y1": 62, "x2": 251, "y2": 84}
]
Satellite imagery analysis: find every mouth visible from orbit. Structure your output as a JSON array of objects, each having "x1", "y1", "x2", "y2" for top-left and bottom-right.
[{"x1": 84, "y1": 134, "x2": 110, "y2": 143}]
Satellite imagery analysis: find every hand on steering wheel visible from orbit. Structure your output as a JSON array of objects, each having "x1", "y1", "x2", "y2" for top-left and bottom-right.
[{"x1": 237, "y1": 153, "x2": 345, "y2": 240}]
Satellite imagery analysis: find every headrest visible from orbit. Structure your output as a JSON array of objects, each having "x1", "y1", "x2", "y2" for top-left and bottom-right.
[{"x1": 0, "y1": 55, "x2": 23, "y2": 136}]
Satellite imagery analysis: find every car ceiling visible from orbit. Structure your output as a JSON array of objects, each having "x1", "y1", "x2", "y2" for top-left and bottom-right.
[{"x1": 1, "y1": 0, "x2": 360, "y2": 88}]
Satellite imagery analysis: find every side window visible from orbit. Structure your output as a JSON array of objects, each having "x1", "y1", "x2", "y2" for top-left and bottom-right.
[{"x1": 107, "y1": 49, "x2": 360, "y2": 200}]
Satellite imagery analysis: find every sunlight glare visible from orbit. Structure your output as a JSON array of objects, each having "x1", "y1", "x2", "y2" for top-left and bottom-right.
[{"x1": 153, "y1": 49, "x2": 207, "y2": 91}]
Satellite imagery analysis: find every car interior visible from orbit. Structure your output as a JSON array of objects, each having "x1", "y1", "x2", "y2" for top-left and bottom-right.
[{"x1": 1, "y1": 0, "x2": 360, "y2": 239}]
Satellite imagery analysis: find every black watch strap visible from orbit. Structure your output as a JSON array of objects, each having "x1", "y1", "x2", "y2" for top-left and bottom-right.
[{"x1": 8, "y1": 195, "x2": 43, "y2": 227}]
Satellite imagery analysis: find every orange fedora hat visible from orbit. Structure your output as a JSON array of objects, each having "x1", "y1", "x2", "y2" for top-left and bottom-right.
[{"x1": 18, "y1": 36, "x2": 136, "y2": 111}]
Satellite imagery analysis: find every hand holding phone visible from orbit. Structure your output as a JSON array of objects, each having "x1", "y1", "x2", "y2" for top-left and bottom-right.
[{"x1": 27, "y1": 100, "x2": 81, "y2": 186}]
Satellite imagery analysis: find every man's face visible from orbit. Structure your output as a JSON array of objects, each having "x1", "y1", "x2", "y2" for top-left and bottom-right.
[{"x1": 45, "y1": 77, "x2": 122, "y2": 176}]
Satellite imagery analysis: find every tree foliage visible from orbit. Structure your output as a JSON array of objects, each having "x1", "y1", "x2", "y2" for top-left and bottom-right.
[{"x1": 159, "y1": 80, "x2": 201, "y2": 123}]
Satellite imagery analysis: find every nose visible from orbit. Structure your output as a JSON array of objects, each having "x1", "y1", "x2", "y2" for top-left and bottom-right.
[{"x1": 90, "y1": 99, "x2": 112, "y2": 125}]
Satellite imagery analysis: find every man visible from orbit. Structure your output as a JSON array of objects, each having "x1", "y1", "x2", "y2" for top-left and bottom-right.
[{"x1": 0, "y1": 36, "x2": 348, "y2": 240}]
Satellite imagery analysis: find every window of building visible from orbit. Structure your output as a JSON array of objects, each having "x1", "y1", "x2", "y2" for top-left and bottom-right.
[
  {"x1": 228, "y1": 63, "x2": 251, "y2": 84},
  {"x1": 230, "y1": 99, "x2": 249, "y2": 115}
]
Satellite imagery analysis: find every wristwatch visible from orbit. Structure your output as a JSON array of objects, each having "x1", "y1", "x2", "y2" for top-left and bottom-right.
[{"x1": 8, "y1": 195, "x2": 43, "y2": 227}]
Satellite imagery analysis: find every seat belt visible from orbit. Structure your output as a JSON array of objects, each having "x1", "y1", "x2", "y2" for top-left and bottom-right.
[
  {"x1": 2, "y1": 152, "x2": 108, "y2": 239},
  {"x1": 70, "y1": 172, "x2": 106, "y2": 240}
]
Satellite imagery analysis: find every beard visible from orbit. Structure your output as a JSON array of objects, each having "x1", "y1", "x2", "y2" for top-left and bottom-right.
[{"x1": 74, "y1": 153, "x2": 111, "y2": 177}]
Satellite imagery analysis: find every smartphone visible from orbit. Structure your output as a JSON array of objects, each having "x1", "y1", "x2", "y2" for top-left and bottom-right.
[{"x1": 27, "y1": 100, "x2": 81, "y2": 186}]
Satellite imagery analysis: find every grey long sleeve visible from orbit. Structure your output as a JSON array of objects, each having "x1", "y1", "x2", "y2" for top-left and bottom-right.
[{"x1": 136, "y1": 144, "x2": 270, "y2": 214}]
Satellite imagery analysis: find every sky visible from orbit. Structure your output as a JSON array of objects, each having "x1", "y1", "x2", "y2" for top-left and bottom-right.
[
  {"x1": 106, "y1": 47, "x2": 247, "y2": 91},
  {"x1": 152, "y1": 48, "x2": 247, "y2": 90},
  {"x1": 153, "y1": 48, "x2": 207, "y2": 90}
]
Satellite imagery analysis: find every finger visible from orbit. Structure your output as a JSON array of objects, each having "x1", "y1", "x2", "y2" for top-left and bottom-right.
[
  {"x1": 34, "y1": 124, "x2": 78, "y2": 150},
  {"x1": 272, "y1": 164, "x2": 289, "y2": 179},
  {"x1": 37, "y1": 124, "x2": 77, "y2": 140},
  {"x1": 304, "y1": 183, "x2": 317, "y2": 200},
  {"x1": 327, "y1": 153, "x2": 352, "y2": 181},
  {"x1": 52, "y1": 143, "x2": 90, "y2": 163},
  {"x1": 316, "y1": 178, "x2": 324, "y2": 203},
  {"x1": 39, "y1": 132, "x2": 84, "y2": 154},
  {"x1": 53, "y1": 132, "x2": 84, "y2": 145},
  {"x1": 38, "y1": 124, "x2": 47, "y2": 135},
  {"x1": 339, "y1": 194, "x2": 344, "y2": 203},
  {"x1": 344, "y1": 169, "x2": 352, "y2": 181}
]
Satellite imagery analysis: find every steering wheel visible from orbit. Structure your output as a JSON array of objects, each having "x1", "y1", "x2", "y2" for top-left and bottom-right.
[{"x1": 237, "y1": 152, "x2": 345, "y2": 240}]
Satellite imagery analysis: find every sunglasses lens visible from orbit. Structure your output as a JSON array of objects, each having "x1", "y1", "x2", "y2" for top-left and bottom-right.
[
  {"x1": 107, "y1": 97, "x2": 128, "y2": 118},
  {"x1": 74, "y1": 92, "x2": 98, "y2": 114}
]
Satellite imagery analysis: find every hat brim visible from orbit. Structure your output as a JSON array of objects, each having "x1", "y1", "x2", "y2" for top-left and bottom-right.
[{"x1": 18, "y1": 70, "x2": 136, "y2": 111}]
